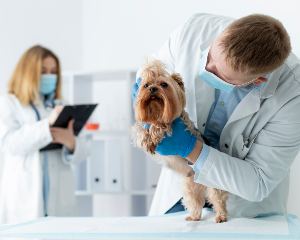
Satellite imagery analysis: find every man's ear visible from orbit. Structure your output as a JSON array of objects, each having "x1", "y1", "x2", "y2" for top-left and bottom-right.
[
  {"x1": 252, "y1": 76, "x2": 268, "y2": 85},
  {"x1": 171, "y1": 73, "x2": 185, "y2": 91}
]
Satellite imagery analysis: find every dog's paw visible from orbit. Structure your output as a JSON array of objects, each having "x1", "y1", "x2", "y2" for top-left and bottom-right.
[
  {"x1": 215, "y1": 215, "x2": 227, "y2": 223},
  {"x1": 185, "y1": 216, "x2": 200, "y2": 221}
]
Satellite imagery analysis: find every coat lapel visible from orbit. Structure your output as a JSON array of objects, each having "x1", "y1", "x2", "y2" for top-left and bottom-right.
[
  {"x1": 223, "y1": 67, "x2": 281, "y2": 130},
  {"x1": 224, "y1": 89, "x2": 261, "y2": 129}
]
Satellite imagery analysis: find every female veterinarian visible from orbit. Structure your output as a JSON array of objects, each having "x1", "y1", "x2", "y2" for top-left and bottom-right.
[
  {"x1": 133, "y1": 13, "x2": 300, "y2": 218},
  {"x1": 0, "y1": 46, "x2": 89, "y2": 224}
]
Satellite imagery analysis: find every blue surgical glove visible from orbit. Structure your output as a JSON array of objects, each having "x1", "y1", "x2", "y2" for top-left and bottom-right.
[
  {"x1": 132, "y1": 77, "x2": 142, "y2": 104},
  {"x1": 156, "y1": 117, "x2": 197, "y2": 158},
  {"x1": 142, "y1": 122, "x2": 151, "y2": 130}
]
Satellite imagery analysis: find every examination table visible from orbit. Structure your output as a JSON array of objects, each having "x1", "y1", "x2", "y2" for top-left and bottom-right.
[{"x1": 0, "y1": 208, "x2": 299, "y2": 239}]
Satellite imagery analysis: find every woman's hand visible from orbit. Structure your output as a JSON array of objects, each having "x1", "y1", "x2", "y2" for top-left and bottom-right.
[
  {"x1": 50, "y1": 119, "x2": 76, "y2": 153},
  {"x1": 48, "y1": 105, "x2": 64, "y2": 126}
]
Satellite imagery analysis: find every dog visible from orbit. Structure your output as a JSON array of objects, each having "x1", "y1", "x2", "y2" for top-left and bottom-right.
[{"x1": 131, "y1": 58, "x2": 228, "y2": 223}]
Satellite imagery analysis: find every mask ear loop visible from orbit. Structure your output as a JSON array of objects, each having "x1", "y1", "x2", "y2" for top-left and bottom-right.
[{"x1": 233, "y1": 78, "x2": 258, "y2": 89}]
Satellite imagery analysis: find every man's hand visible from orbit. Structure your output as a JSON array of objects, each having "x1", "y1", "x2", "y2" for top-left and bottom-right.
[
  {"x1": 155, "y1": 117, "x2": 197, "y2": 158},
  {"x1": 50, "y1": 119, "x2": 76, "y2": 153},
  {"x1": 132, "y1": 77, "x2": 142, "y2": 105}
]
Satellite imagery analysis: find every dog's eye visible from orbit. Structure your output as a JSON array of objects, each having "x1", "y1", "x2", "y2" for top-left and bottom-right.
[
  {"x1": 144, "y1": 84, "x2": 149, "y2": 88},
  {"x1": 161, "y1": 83, "x2": 168, "y2": 88}
]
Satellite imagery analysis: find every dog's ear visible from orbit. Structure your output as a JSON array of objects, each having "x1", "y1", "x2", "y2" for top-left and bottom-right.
[{"x1": 171, "y1": 73, "x2": 185, "y2": 91}]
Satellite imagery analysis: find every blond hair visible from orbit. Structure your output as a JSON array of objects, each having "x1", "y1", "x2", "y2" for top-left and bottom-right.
[
  {"x1": 220, "y1": 14, "x2": 291, "y2": 77},
  {"x1": 8, "y1": 45, "x2": 62, "y2": 105}
]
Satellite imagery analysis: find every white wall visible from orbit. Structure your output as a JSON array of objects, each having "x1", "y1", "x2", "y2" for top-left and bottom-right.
[
  {"x1": 0, "y1": 0, "x2": 83, "y2": 96},
  {"x1": 82, "y1": 0, "x2": 300, "y2": 71}
]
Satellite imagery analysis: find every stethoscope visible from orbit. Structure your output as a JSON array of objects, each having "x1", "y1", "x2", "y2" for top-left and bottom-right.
[
  {"x1": 30, "y1": 103, "x2": 41, "y2": 121},
  {"x1": 30, "y1": 100, "x2": 55, "y2": 121}
]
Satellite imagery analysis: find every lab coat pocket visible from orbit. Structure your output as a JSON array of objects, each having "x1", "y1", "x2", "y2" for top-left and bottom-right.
[
  {"x1": 232, "y1": 134, "x2": 258, "y2": 159},
  {"x1": 59, "y1": 171, "x2": 76, "y2": 206}
]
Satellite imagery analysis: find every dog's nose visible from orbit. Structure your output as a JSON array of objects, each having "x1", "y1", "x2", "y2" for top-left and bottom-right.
[{"x1": 149, "y1": 87, "x2": 157, "y2": 94}]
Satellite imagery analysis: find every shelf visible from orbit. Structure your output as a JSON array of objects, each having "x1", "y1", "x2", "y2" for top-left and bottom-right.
[
  {"x1": 62, "y1": 69, "x2": 159, "y2": 216},
  {"x1": 75, "y1": 189, "x2": 156, "y2": 196},
  {"x1": 63, "y1": 70, "x2": 136, "y2": 82},
  {"x1": 131, "y1": 190, "x2": 156, "y2": 195},
  {"x1": 79, "y1": 130, "x2": 130, "y2": 138}
]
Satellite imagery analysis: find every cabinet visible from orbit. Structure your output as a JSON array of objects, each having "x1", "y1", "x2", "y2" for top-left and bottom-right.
[{"x1": 62, "y1": 70, "x2": 161, "y2": 216}]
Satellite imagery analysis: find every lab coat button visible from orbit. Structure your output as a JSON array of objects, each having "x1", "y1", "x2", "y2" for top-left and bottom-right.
[
  {"x1": 212, "y1": 123, "x2": 216, "y2": 127},
  {"x1": 225, "y1": 144, "x2": 228, "y2": 148},
  {"x1": 221, "y1": 102, "x2": 225, "y2": 106}
]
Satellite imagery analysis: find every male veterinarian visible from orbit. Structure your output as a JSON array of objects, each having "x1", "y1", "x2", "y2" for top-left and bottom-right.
[{"x1": 132, "y1": 13, "x2": 300, "y2": 218}]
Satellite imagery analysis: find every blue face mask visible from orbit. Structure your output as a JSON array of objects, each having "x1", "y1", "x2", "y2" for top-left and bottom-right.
[
  {"x1": 40, "y1": 74, "x2": 57, "y2": 95},
  {"x1": 199, "y1": 46, "x2": 257, "y2": 94}
]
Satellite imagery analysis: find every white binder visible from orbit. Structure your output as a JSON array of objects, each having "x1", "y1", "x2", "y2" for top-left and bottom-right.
[
  {"x1": 86, "y1": 139, "x2": 106, "y2": 191},
  {"x1": 74, "y1": 160, "x2": 87, "y2": 191},
  {"x1": 105, "y1": 138, "x2": 123, "y2": 191}
]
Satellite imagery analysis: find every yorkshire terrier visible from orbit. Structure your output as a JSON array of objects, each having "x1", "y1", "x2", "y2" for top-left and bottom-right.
[{"x1": 131, "y1": 58, "x2": 228, "y2": 223}]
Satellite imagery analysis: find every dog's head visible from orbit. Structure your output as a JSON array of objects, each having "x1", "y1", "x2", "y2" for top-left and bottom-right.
[{"x1": 135, "y1": 58, "x2": 186, "y2": 124}]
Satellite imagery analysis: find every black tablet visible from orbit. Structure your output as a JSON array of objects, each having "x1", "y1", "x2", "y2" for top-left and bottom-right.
[{"x1": 40, "y1": 104, "x2": 98, "y2": 151}]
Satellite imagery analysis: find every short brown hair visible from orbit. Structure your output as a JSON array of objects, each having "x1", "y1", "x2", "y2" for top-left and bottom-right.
[
  {"x1": 220, "y1": 14, "x2": 291, "y2": 77},
  {"x1": 8, "y1": 45, "x2": 62, "y2": 106}
]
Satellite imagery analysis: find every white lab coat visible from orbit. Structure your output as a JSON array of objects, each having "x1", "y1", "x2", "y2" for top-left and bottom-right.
[
  {"x1": 147, "y1": 13, "x2": 300, "y2": 217},
  {"x1": 0, "y1": 94, "x2": 89, "y2": 224}
]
